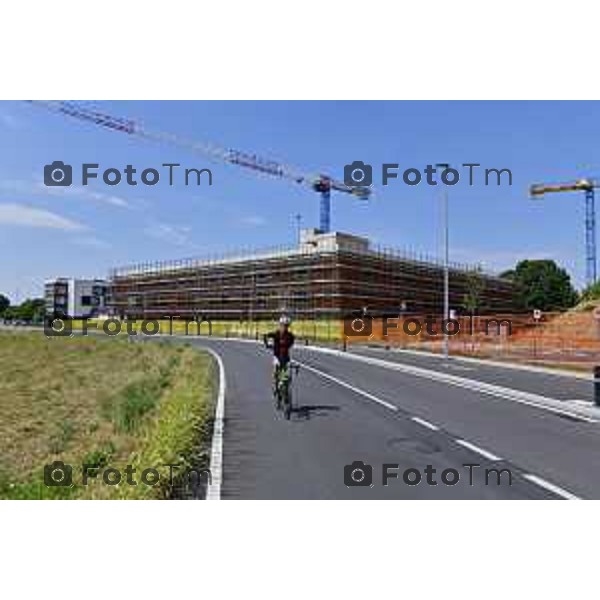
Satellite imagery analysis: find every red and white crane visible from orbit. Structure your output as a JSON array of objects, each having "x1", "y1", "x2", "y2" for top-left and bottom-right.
[{"x1": 28, "y1": 100, "x2": 371, "y2": 233}]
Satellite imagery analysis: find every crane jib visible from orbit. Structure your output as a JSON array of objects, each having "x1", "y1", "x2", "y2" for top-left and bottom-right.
[
  {"x1": 226, "y1": 149, "x2": 289, "y2": 179},
  {"x1": 27, "y1": 100, "x2": 370, "y2": 232},
  {"x1": 56, "y1": 102, "x2": 136, "y2": 135}
]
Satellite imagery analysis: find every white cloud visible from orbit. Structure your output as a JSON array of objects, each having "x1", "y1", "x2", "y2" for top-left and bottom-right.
[
  {"x1": 87, "y1": 191, "x2": 129, "y2": 208},
  {"x1": 0, "y1": 203, "x2": 86, "y2": 231},
  {"x1": 144, "y1": 223, "x2": 194, "y2": 247},
  {"x1": 37, "y1": 182, "x2": 131, "y2": 208},
  {"x1": 0, "y1": 178, "x2": 131, "y2": 208}
]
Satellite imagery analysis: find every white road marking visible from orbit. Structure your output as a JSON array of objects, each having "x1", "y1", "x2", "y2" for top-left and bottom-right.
[
  {"x1": 567, "y1": 399, "x2": 593, "y2": 406},
  {"x1": 455, "y1": 439, "x2": 502, "y2": 461},
  {"x1": 410, "y1": 416, "x2": 440, "y2": 431},
  {"x1": 296, "y1": 361, "x2": 398, "y2": 412},
  {"x1": 522, "y1": 474, "x2": 581, "y2": 500},
  {"x1": 369, "y1": 346, "x2": 593, "y2": 380},
  {"x1": 184, "y1": 341, "x2": 587, "y2": 502},
  {"x1": 304, "y1": 347, "x2": 599, "y2": 423},
  {"x1": 204, "y1": 347, "x2": 226, "y2": 501}
]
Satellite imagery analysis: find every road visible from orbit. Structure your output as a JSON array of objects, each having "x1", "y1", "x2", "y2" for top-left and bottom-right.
[{"x1": 183, "y1": 337, "x2": 600, "y2": 500}]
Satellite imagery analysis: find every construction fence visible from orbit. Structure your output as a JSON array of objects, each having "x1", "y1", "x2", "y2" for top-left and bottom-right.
[
  {"x1": 343, "y1": 311, "x2": 600, "y2": 370},
  {"x1": 79, "y1": 308, "x2": 600, "y2": 370}
]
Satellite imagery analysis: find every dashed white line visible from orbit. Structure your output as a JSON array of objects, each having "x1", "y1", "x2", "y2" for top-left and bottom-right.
[
  {"x1": 522, "y1": 474, "x2": 581, "y2": 500},
  {"x1": 204, "y1": 347, "x2": 226, "y2": 501},
  {"x1": 197, "y1": 344, "x2": 585, "y2": 502},
  {"x1": 455, "y1": 439, "x2": 502, "y2": 461},
  {"x1": 302, "y1": 346, "x2": 599, "y2": 423},
  {"x1": 296, "y1": 361, "x2": 398, "y2": 412},
  {"x1": 411, "y1": 416, "x2": 440, "y2": 431}
]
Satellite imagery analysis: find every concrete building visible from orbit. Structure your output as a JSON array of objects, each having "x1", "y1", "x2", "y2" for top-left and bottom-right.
[
  {"x1": 107, "y1": 230, "x2": 516, "y2": 320},
  {"x1": 44, "y1": 278, "x2": 108, "y2": 318}
]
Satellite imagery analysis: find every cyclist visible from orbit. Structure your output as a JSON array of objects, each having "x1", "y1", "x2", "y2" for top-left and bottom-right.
[{"x1": 264, "y1": 315, "x2": 295, "y2": 395}]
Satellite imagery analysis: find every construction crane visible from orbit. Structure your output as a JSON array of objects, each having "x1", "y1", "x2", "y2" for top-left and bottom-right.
[
  {"x1": 27, "y1": 100, "x2": 371, "y2": 233},
  {"x1": 529, "y1": 178, "x2": 597, "y2": 286}
]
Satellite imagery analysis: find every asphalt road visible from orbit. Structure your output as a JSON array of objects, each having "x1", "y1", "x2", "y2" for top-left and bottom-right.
[
  {"x1": 186, "y1": 338, "x2": 600, "y2": 499},
  {"x1": 350, "y1": 345, "x2": 595, "y2": 402}
]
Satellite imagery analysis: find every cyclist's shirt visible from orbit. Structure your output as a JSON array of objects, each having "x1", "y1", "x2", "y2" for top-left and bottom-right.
[{"x1": 265, "y1": 330, "x2": 295, "y2": 365}]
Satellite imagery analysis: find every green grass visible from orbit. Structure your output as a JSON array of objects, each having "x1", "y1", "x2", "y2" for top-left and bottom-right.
[{"x1": 0, "y1": 331, "x2": 216, "y2": 499}]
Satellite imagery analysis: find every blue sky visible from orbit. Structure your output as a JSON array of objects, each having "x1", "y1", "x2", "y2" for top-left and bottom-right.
[{"x1": 0, "y1": 100, "x2": 597, "y2": 302}]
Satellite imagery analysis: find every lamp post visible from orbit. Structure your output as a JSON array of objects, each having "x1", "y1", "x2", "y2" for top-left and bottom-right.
[
  {"x1": 436, "y1": 163, "x2": 450, "y2": 362},
  {"x1": 295, "y1": 213, "x2": 302, "y2": 244}
]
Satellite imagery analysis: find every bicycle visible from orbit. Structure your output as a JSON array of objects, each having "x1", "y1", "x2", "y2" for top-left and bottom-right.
[{"x1": 273, "y1": 361, "x2": 300, "y2": 420}]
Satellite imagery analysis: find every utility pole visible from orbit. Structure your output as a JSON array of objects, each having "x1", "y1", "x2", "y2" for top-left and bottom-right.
[{"x1": 436, "y1": 163, "x2": 450, "y2": 362}]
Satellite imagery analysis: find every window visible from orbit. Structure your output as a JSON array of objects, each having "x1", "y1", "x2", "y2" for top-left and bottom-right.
[{"x1": 80, "y1": 296, "x2": 97, "y2": 307}]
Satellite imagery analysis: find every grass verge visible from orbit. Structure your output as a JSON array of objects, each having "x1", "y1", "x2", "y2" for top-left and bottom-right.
[{"x1": 0, "y1": 332, "x2": 216, "y2": 499}]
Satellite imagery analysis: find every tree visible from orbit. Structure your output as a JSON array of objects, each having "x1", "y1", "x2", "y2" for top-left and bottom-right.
[
  {"x1": 580, "y1": 280, "x2": 600, "y2": 303},
  {"x1": 0, "y1": 294, "x2": 9, "y2": 316},
  {"x1": 16, "y1": 298, "x2": 46, "y2": 322},
  {"x1": 462, "y1": 267, "x2": 486, "y2": 352},
  {"x1": 3, "y1": 298, "x2": 46, "y2": 322},
  {"x1": 462, "y1": 267, "x2": 486, "y2": 314},
  {"x1": 500, "y1": 260, "x2": 578, "y2": 312}
]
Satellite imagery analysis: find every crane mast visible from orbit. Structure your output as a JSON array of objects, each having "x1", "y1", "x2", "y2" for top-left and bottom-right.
[{"x1": 530, "y1": 178, "x2": 597, "y2": 286}]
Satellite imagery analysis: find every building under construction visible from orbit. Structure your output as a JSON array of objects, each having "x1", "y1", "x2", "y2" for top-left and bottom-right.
[{"x1": 108, "y1": 229, "x2": 516, "y2": 320}]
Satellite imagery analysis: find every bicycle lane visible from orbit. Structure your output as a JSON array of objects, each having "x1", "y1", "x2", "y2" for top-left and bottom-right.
[{"x1": 191, "y1": 338, "x2": 552, "y2": 499}]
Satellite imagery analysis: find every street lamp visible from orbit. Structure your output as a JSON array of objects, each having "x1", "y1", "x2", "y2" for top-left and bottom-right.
[
  {"x1": 294, "y1": 213, "x2": 302, "y2": 245},
  {"x1": 436, "y1": 163, "x2": 450, "y2": 362}
]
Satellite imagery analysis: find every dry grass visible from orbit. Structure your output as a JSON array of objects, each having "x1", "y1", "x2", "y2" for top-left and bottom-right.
[
  {"x1": 0, "y1": 332, "x2": 215, "y2": 499},
  {"x1": 73, "y1": 317, "x2": 344, "y2": 343}
]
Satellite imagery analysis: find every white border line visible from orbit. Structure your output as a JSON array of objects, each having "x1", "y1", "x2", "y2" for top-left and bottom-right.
[
  {"x1": 455, "y1": 439, "x2": 502, "y2": 461},
  {"x1": 203, "y1": 347, "x2": 226, "y2": 501},
  {"x1": 522, "y1": 474, "x2": 581, "y2": 500},
  {"x1": 186, "y1": 339, "x2": 586, "y2": 502},
  {"x1": 302, "y1": 346, "x2": 599, "y2": 423},
  {"x1": 171, "y1": 336, "x2": 598, "y2": 422},
  {"x1": 411, "y1": 416, "x2": 440, "y2": 431},
  {"x1": 360, "y1": 346, "x2": 593, "y2": 380},
  {"x1": 297, "y1": 361, "x2": 398, "y2": 412}
]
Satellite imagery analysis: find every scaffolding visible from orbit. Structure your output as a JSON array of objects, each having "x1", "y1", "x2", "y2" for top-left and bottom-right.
[{"x1": 107, "y1": 230, "x2": 516, "y2": 320}]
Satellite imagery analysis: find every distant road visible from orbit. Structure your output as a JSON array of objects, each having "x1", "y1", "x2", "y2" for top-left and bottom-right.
[
  {"x1": 184, "y1": 338, "x2": 600, "y2": 499},
  {"x1": 350, "y1": 345, "x2": 594, "y2": 401}
]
